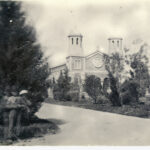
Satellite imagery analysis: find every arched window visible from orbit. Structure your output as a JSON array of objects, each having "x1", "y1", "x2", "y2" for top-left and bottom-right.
[
  {"x1": 76, "y1": 38, "x2": 78, "y2": 45},
  {"x1": 72, "y1": 38, "x2": 73, "y2": 44}
]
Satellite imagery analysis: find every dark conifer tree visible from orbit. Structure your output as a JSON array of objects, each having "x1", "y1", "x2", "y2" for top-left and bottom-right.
[
  {"x1": 0, "y1": 1, "x2": 50, "y2": 115},
  {"x1": 84, "y1": 75, "x2": 102, "y2": 104},
  {"x1": 53, "y1": 69, "x2": 71, "y2": 101}
]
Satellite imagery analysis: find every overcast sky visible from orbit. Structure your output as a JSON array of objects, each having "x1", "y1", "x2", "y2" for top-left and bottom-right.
[{"x1": 22, "y1": 0, "x2": 150, "y2": 67}]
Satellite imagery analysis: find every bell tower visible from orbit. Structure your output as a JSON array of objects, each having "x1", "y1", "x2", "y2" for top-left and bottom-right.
[
  {"x1": 68, "y1": 34, "x2": 83, "y2": 56},
  {"x1": 108, "y1": 37, "x2": 123, "y2": 54},
  {"x1": 66, "y1": 33, "x2": 84, "y2": 84}
]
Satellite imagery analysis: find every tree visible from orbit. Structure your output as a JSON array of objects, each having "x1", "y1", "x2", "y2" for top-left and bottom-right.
[
  {"x1": 53, "y1": 69, "x2": 71, "y2": 101},
  {"x1": 129, "y1": 44, "x2": 150, "y2": 97},
  {"x1": 103, "y1": 77, "x2": 110, "y2": 97},
  {"x1": 63, "y1": 69, "x2": 71, "y2": 96},
  {"x1": 0, "y1": 1, "x2": 50, "y2": 115},
  {"x1": 103, "y1": 53, "x2": 124, "y2": 106},
  {"x1": 84, "y1": 75, "x2": 102, "y2": 104},
  {"x1": 103, "y1": 43, "x2": 150, "y2": 105},
  {"x1": 52, "y1": 77, "x2": 56, "y2": 85},
  {"x1": 108, "y1": 71, "x2": 121, "y2": 106}
]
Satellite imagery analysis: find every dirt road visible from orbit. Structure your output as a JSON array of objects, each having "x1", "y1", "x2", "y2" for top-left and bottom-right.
[{"x1": 14, "y1": 103, "x2": 150, "y2": 146}]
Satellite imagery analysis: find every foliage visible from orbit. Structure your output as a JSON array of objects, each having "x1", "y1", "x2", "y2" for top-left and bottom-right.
[
  {"x1": 53, "y1": 90, "x2": 63, "y2": 100},
  {"x1": 0, "y1": 119, "x2": 57, "y2": 142},
  {"x1": 129, "y1": 45, "x2": 150, "y2": 97},
  {"x1": 108, "y1": 72, "x2": 121, "y2": 106},
  {"x1": 104, "y1": 52, "x2": 124, "y2": 81},
  {"x1": 102, "y1": 77, "x2": 110, "y2": 97},
  {"x1": 68, "y1": 81, "x2": 80, "y2": 101},
  {"x1": 53, "y1": 69, "x2": 71, "y2": 101},
  {"x1": 67, "y1": 90, "x2": 79, "y2": 102},
  {"x1": 97, "y1": 95, "x2": 110, "y2": 104},
  {"x1": 103, "y1": 53, "x2": 123, "y2": 106},
  {"x1": 52, "y1": 69, "x2": 81, "y2": 101},
  {"x1": 84, "y1": 75, "x2": 102, "y2": 104},
  {"x1": 0, "y1": 1, "x2": 50, "y2": 115},
  {"x1": 103, "y1": 45, "x2": 150, "y2": 105},
  {"x1": 120, "y1": 79, "x2": 140, "y2": 104}
]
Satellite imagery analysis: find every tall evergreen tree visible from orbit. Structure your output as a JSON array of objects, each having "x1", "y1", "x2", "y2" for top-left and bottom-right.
[
  {"x1": 0, "y1": 1, "x2": 50, "y2": 115},
  {"x1": 56, "y1": 69, "x2": 71, "y2": 100}
]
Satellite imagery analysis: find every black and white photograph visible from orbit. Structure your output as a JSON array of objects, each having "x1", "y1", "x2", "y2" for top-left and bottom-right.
[{"x1": 0, "y1": 0, "x2": 150, "y2": 147}]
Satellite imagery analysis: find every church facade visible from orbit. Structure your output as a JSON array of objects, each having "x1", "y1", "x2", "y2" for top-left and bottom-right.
[{"x1": 50, "y1": 34, "x2": 123, "y2": 85}]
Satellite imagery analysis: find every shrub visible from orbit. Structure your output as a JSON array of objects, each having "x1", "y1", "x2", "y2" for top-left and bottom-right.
[
  {"x1": 67, "y1": 90, "x2": 79, "y2": 102},
  {"x1": 65, "y1": 94, "x2": 72, "y2": 101},
  {"x1": 81, "y1": 94, "x2": 85, "y2": 100},
  {"x1": 53, "y1": 91, "x2": 63, "y2": 100},
  {"x1": 84, "y1": 75, "x2": 102, "y2": 104},
  {"x1": 138, "y1": 86, "x2": 147, "y2": 97},
  {"x1": 108, "y1": 72, "x2": 121, "y2": 106},
  {"x1": 97, "y1": 95, "x2": 110, "y2": 104},
  {"x1": 120, "y1": 79, "x2": 139, "y2": 105},
  {"x1": 120, "y1": 91, "x2": 133, "y2": 105}
]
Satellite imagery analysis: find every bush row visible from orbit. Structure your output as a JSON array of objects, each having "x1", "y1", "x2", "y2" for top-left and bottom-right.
[{"x1": 53, "y1": 90, "x2": 80, "y2": 102}]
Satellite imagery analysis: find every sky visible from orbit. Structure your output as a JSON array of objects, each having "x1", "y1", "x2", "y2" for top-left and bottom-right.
[{"x1": 21, "y1": 0, "x2": 150, "y2": 67}]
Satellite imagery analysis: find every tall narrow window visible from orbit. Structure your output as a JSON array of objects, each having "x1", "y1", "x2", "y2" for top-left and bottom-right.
[
  {"x1": 73, "y1": 59, "x2": 81, "y2": 69},
  {"x1": 76, "y1": 38, "x2": 78, "y2": 45},
  {"x1": 117, "y1": 40, "x2": 119, "y2": 46},
  {"x1": 78, "y1": 60, "x2": 81, "y2": 69},
  {"x1": 72, "y1": 38, "x2": 73, "y2": 44}
]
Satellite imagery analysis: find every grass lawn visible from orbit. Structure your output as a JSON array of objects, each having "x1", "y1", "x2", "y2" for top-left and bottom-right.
[
  {"x1": 46, "y1": 98, "x2": 150, "y2": 119},
  {"x1": 0, "y1": 116, "x2": 58, "y2": 145}
]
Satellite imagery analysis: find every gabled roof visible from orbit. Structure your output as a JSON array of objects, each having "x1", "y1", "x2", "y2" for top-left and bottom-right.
[
  {"x1": 66, "y1": 56, "x2": 84, "y2": 59},
  {"x1": 108, "y1": 37, "x2": 123, "y2": 40},
  {"x1": 50, "y1": 63, "x2": 66, "y2": 70},
  {"x1": 68, "y1": 34, "x2": 83, "y2": 37},
  {"x1": 85, "y1": 50, "x2": 104, "y2": 59}
]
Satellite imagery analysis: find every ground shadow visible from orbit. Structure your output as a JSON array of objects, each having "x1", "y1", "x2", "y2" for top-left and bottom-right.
[{"x1": 47, "y1": 118, "x2": 67, "y2": 125}]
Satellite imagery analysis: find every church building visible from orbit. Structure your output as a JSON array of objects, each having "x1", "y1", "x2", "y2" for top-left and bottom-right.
[{"x1": 50, "y1": 34, "x2": 123, "y2": 85}]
